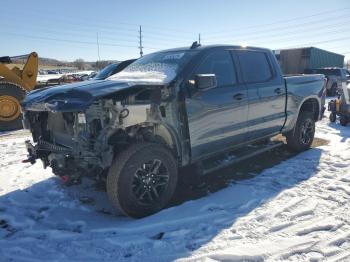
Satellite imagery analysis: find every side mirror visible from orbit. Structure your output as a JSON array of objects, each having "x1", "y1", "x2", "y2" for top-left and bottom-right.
[{"x1": 195, "y1": 74, "x2": 217, "y2": 90}]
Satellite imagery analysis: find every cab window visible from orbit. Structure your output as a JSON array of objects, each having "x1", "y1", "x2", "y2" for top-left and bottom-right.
[{"x1": 195, "y1": 50, "x2": 237, "y2": 87}]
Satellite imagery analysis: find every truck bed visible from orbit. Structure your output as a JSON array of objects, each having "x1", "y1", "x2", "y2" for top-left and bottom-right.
[{"x1": 284, "y1": 74, "x2": 325, "y2": 91}]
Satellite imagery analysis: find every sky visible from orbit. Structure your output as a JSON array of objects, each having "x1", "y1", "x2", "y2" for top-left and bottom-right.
[{"x1": 1, "y1": 0, "x2": 350, "y2": 62}]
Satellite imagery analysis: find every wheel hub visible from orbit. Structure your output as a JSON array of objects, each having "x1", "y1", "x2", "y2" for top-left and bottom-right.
[
  {"x1": 300, "y1": 119, "x2": 313, "y2": 145},
  {"x1": 132, "y1": 159, "x2": 169, "y2": 204},
  {"x1": 0, "y1": 95, "x2": 21, "y2": 121}
]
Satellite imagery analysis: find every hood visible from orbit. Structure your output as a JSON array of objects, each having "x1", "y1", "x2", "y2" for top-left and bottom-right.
[{"x1": 22, "y1": 80, "x2": 160, "y2": 112}]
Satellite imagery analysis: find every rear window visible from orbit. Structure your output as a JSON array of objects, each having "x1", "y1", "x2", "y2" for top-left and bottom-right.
[
  {"x1": 304, "y1": 69, "x2": 316, "y2": 74},
  {"x1": 314, "y1": 69, "x2": 341, "y2": 76},
  {"x1": 237, "y1": 50, "x2": 273, "y2": 83}
]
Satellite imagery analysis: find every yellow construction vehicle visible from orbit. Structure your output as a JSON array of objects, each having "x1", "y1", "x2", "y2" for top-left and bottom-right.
[{"x1": 0, "y1": 52, "x2": 38, "y2": 131}]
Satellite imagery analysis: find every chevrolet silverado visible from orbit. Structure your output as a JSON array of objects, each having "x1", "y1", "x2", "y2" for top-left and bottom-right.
[{"x1": 22, "y1": 44, "x2": 326, "y2": 218}]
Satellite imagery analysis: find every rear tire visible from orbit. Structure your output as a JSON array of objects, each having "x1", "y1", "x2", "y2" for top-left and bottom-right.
[
  {"x1": 286, "y1": 111, "x2": 315, "y2": 152},
  {"x1": 340, "y1": 116, "x2": 348, "y2": 126},
  {"x1": 329, "y1": 112, "x2": 336, "y2": 123},
  {"x1": 0, "y1": 83, "x2": 26, "y2": 131},
  {"x1": 107, "y1": 143, "x2": 178, "y2": 218}
]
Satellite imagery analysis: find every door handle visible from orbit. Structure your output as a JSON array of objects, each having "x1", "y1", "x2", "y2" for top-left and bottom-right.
[
  {"x1": 233, "y1": 93, "x2": 244, "y2": 100},
  {"x1": 274, "y1": 88, "x2": 282, "y2": 94}
]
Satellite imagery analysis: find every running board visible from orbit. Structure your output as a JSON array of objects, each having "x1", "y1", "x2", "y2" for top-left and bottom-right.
[{"x1": 200, "y1": 141, "x2": 284, "y2": 175}]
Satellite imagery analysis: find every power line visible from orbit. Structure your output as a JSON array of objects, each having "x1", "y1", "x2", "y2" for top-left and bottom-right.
[
  {"x1": 6, "y1": 5, "x2": 348, "y2": 52},
  {"x1": 0, "y1": 31, "x2": 140, "y2": 49},
  {"x1": 13, "y1": 4, "x2": 349, "y2": 40},
  {"x1": 206, "y1": 18, "x2": 350, "y2": 44},
  {"x1": 1, "y1": 19, "x2": 193, "y2": 46},
  {"x1": 2, "y1": 28, "x2": 349, "y2": 57},
  {"x1": 8, "y1": 6, "x2": 196, "y2": 36},
  {"x1": 203, "y1": 7, "x2": 350, "y2": 36},
  {"x1": 204, "y1": 14, "x2": 350, "y2": 40},
  {"x1": 205, "y1": 23, "x2": 350, "y2": 46},
  {"x1": 4, "y1": 4, "x2": 350, "y2": 46},
  {"x1": 280, "y1": 36, "x2": 350, "y2": 49},
  {"x1": 1, "y1": 9, "x2": 196, "y2": 41}
]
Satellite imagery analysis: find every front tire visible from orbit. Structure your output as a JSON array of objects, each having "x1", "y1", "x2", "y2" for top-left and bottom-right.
[
  {"x1": 286, "y1": 111, "x2": 315, "y2": 152},
  {"x1": 107, "y1": 143, "x2": 178, "y2": 218}
]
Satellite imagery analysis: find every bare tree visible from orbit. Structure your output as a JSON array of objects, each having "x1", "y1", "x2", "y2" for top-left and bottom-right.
[
  {"x1": 74, "y1": 58, "x2": 86, "y2": 70},
  {"x1": 95, "y1": 60, "x2": 110, "y2": 70}
]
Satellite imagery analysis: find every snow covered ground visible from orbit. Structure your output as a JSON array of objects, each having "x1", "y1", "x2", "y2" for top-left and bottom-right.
[{"x1": 0, "y1": 110, "x2": 350, "y2": 261}]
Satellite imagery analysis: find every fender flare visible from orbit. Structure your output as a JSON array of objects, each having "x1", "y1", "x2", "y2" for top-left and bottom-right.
[{"x1": 286, "y1": 95, "x2": 321, "y2": 133}]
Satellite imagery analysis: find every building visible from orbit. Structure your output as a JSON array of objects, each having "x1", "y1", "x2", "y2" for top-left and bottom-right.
[{"x1": 274, "y1": 47, "x2": 344, "y2": 75}]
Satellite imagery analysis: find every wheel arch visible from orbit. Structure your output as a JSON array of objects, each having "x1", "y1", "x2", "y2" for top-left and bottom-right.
[
  {"x1": 151, "y1": 123, "x2": 183, "y2": 166},
  {"x1": 111, "y1": 122, "x2": 183, "y2": 167},
  {"x1": 283, "y1": 95, "x2": 321, "y2": 134},
  {"x1": 298, "y1": 97, "x2": 320, "y2": 122}
]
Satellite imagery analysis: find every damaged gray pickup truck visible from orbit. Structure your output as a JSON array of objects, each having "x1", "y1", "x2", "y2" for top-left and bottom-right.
[{"x1": 22, "y1": 44, "x2": 326, "y2": 218}]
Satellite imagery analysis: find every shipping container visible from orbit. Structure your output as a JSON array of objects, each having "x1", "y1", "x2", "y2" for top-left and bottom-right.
[{"x1": 274, "y1": 47, "x2": 344, "y2": 75}]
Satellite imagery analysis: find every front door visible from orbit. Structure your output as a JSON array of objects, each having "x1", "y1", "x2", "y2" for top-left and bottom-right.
[{"x1": 185, "y1": 49, "x2": 248, "y2": 160}]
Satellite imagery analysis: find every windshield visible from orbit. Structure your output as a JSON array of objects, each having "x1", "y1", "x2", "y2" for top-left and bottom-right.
[
  {"x1": 94, "y1": 63, "x2": 119, "y2": 80},
  {"x1": 108, "y1": 50, "x2": 198, "y2": 84}
]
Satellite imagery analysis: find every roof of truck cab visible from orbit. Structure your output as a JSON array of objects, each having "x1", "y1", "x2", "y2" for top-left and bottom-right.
[{"x1": 157, "y1": 44, "x2": 271, "y2": 53}]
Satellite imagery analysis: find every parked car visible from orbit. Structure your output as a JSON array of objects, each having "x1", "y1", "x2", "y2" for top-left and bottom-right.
[
  {"x1": 304, "y1": 67, "x2": 348, "y2": 96},
  {"x1": 78, "y1": 74, "x2": 90, "y2": 81},
  {"x1": 46, "y1": 70, "x2": 60, "y2": 75},
  {"x1": 22, "y1": 44, "x2": 325, "y2": 218},
  {"x1": 46, "y1": 74, "x2": 81, "y2": 86},
  {"x1": 93, "y1": 59, "x2": 136, "y2": 80},
  {"x1": 88, "y1": 71, "x2": 97, "y2": 79}
]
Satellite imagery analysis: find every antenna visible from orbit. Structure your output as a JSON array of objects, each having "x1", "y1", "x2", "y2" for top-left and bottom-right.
[
  {"x1": 138, "y1": 25, "x2": 143, "y2": 57},
  {"x1": 198, "y1": 33, "x2": 201, "y2": 44}
]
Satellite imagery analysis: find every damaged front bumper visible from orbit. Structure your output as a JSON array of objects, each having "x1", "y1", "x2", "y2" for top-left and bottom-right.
[
  {"x1": 23, "y1": 140, "x2": 37, "y2": 164},
  {"x1": 23, "y1": 139, "x2": 71, "y2": 166},
  {"x1": 23, "y1": 137, "x2": 104, "y2": 180}
]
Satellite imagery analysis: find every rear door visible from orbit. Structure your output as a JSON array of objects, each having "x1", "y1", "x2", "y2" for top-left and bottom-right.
[
  {"x1": 185, "y1": 49, "x2": 248, "y2": 160},
  {"x1": 235, "y1": 50, "x2": 286, "y2": 140}
]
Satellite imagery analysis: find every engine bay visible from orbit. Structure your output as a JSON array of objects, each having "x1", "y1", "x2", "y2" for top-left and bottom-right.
[{"x1": 22, "y1": 87, "x2": 165, "y2": 180}]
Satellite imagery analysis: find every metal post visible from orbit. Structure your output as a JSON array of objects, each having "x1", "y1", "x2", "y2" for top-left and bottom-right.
[
  {"x1": 139, "y1": 25, "x2": 143, "y2": 57},
  {"x1": 96, "y1": 32, "x2": 101, "y2": 61}
]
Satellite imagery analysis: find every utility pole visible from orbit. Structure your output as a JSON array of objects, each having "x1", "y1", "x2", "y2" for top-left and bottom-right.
[
  {"x1": 198, "y1": 33, "x2": 201, "y2": 45},
  {"x1": 138, "y1": 25, "x2": 143, "y2": 57},
  {"x1": 96, "y1": 32, "x2": 101, "y2": 61}
]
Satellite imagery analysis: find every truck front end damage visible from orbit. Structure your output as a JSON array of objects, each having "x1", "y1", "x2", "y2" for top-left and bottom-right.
[{"x1": 22, "y1": 82, "x2": 184, "y2": 182}]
